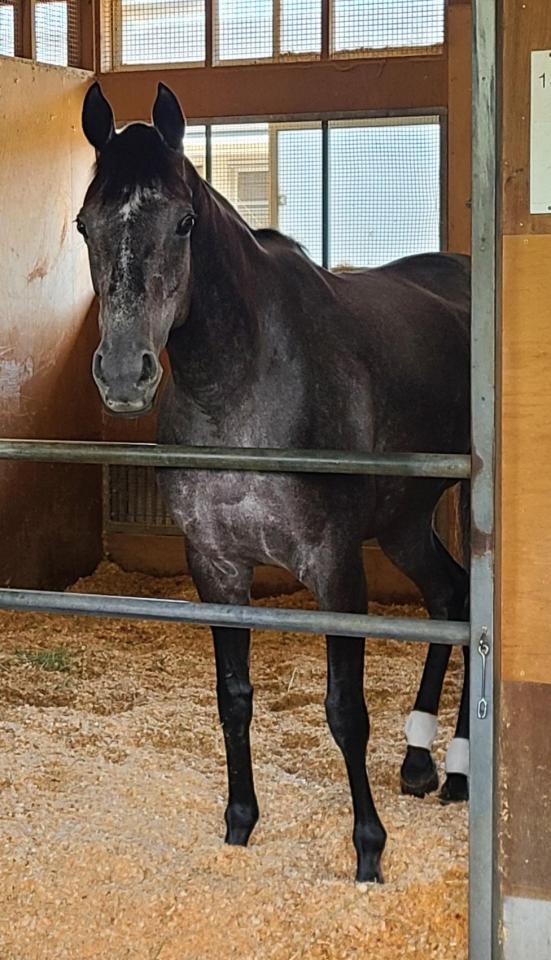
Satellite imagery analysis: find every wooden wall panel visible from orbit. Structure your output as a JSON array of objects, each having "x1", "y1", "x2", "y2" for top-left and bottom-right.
[
  {"x1": 99, "y1": 56, "x2": 447, "y2": 123},
  {"x1": 500, "y1": 234, "x2": 551, "y2": 684},
  {"x1": 447, "y1": 0, "x2": 471, "y2": 254},
  {"x1": 0, "y1": 58, "x2": 103, "y2": 589},
  {"x1": 502, "y1": 2, "x2": 551, "y2": 235}
]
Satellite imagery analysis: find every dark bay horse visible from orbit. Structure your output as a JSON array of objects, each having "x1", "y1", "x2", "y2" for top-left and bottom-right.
[{"x1": 78, "y1": 82, "x2": 470, "y2": 883}]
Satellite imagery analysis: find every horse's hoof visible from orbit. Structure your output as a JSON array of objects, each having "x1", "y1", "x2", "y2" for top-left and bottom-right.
[
  {"x1": 224, "y1": 801, "x2": 259, "y2": 845},
  {"x1": 355, "y1": 858, "x2": 384, "y2": 885},
  {"x1": 400, "y1": 747, "x2": 439, "y2": 798},
  {"x1": 439, "y1": 773, "x2": 469, "y2": 804}
]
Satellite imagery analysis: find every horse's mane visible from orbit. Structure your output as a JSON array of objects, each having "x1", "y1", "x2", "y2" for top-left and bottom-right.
[{"x1": 254, "y1": 228, "x2": 311, "y2": 261}]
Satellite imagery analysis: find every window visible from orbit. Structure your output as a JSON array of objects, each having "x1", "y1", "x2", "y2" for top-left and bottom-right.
[
  {"x1": 0, "y1": 2, "x2": 16, "y2": 56},
  {"x1": 118, "y1": 0, "x2": 205, "y2": 66},
  {"x1": 187, "y1": 116, "x2": 441, "y2": 269},
  {"x1": 332, "y1": 0, "x2": 445, "y2": 58},
  {"x1": 106, "y1": 0, "x2": 444, "y2": 69},
  {"x1": 35, "y1": 1, "x2": 68, "y2": 65}
]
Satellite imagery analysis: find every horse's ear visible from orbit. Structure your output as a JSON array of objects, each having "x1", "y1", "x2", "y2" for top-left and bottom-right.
[
  {"x1": 152, "y1": 83, "x2": 186, "y2": 151},
  {"x1": 82, "y1": 82, "x2": 115, "y2": 152}
]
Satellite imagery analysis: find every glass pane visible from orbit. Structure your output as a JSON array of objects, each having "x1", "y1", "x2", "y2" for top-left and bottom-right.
[
  {"x1": 329, "y1": 118, "x2": 441, "y2": 269},
  {"x1": 35, "y1": 1, "x2": 68, "y2": 66},
  {"x1": 216, "y1": 0, "x2": 273, "y2": 62},
  {"x1": 120, "y1": 0, "x2": 205, "y2": 65},
  {"x1": 211, "y1": 124, "x2": 271, "y2": 229},
  {"x1": 280, "y1": 0, "x2": 320, "y2": 56},
  {"x1": 186, "y1": 125, "x2": 207, "y2": 179},
  {"x1": 332, "y1": 0, "x2": 445, "y2": 56},
  {"x1": 0, "y1": 5, "x2": 15, "y2": 55},
  {"x1": 276, "y1": 125, "x2": 323, "y2": 264}
]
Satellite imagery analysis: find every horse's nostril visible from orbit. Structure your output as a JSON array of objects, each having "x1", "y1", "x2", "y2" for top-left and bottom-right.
[
  {"x1": 93, "y1": 351, "x2": 105, "y2": 383},
  {"x1": 139, "y1": 351, "x2": 157, "y2": 384}
]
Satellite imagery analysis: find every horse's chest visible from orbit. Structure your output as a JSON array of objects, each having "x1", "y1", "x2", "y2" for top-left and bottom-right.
[{"x1": 157, "y1": 471, "x2": 300, "y2": 565}]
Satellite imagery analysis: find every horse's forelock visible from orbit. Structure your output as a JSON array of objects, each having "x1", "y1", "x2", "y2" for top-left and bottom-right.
[{"x1": 86, "y1": 122, "x2": 186, "y2": 205}]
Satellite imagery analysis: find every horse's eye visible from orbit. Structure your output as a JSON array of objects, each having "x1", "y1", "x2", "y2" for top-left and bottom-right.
[
  {"x1": 76, "y1": 218, "x2": 88, "y2": 239},
  {"x1": 176, "y1": 215, "x2": 195, "y2": 237}
]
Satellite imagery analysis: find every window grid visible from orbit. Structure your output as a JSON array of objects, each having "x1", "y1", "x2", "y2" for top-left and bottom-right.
[
  {"x1": 106, "y1": 0, "x2": 444, "y2": 70},
  {"x1": 0, "y1": 0, "x2": 19, "y2": 56},
  {"x1": 331, "y1": 0, "x2": 445, "y2": 60},
  {"x1": 33, "y1": 0, "x2": 80, "y2": 66}
]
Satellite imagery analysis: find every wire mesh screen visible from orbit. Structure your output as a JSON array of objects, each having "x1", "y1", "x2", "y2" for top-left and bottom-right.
[
  {"x1": 276, "y1": 123, "x2": 323, "y2": 262},
  {"x1": 331, "y1": 0, "x2": 445, "y2": 58},
  {"x1": 34, "y1": 0, "x2": 80, "y2": 65},
  {"x1": 215, "y1": 0, "x2": 320, "y2": 62},
  {"x1": 0, "y1": 0, "x2": 18, "y2": 55},
  {"x1": 280, "y1": 0, "x2": 320, "y2": 58},
  {"x1": 104, "y1": 0, "x2": 445, "y2": 67},
  {"x1": 185, "y1": 124, "x2": 207, "y2": 177},
  {"x1": 329, "y1": 117, "x2": 441, "y2": 269},
  {"x1": 113, "y1": 0, "x2": 205, "y2": 66},
  {"x1": 211, "y1": 124, "x2": 272, "y2": 229}
]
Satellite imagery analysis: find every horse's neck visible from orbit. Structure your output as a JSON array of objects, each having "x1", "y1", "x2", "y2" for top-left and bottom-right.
[{"x1": 168, "y1": 175, "x2": 276, "y2": 405}]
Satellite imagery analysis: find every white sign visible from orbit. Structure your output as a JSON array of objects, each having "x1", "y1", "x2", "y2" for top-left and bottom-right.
[{"x1": 530, "y1": 50, "x2": 551, "y2": 214}]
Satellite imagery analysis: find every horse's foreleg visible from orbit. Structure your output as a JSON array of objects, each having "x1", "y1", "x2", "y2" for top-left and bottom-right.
[
  {"x1": 325, "y1": 635, "x2": 386, "y2": 883},
  {"x1": 213, "y1": 625, "x2": 259, "y2": 844},
  {"x1": 309, "y1": 554, "x2": 386, "y2": 882},
  {"x1": 186, "y1": 548, "x2": 258, "y2": 845}
]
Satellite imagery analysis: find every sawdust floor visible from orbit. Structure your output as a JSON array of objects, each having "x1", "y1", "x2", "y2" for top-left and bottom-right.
[{"x1": 0, "y1": 562, "x2": 467, "y2": 960}]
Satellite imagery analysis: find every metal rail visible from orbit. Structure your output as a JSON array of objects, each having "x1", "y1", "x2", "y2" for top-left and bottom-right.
[
  {"x1": 0, "y1": 440, "x2": 471, "y2": 478},
  {"x1": 0, "y1": 588, "x2": 469, "y2": 643}
]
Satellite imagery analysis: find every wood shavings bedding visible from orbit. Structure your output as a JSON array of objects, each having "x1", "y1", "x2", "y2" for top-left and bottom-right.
[{"x1": 0, "y1": 561, "x2": 467, "y2": 959}]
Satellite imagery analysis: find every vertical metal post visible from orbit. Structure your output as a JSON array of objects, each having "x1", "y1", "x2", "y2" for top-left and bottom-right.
[
  {"x1": 205, "y1": 0, "x2": 213, "y2": 67},
  {"x1": 205, "y1": 123, "x2": 212, "y2": 183},
  {"x1": 322, "y1": 119, "x2": 330, "y2": 268},
  {"x1": 321, "y1": 0, "x2": 330, "y2": 60},
  {"x1": 272, "y1": 0, "x2": 281, "y2": 59},
  {"x1": 470, "y1": 1, "x2": 498, "y2": 958}
]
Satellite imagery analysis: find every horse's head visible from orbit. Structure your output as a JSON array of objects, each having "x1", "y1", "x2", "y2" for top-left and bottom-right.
[{"x1": 79, "y1": 83, "x2": 193, "y2": 416}]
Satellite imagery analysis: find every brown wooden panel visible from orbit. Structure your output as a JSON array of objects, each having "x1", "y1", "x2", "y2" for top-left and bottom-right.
[
  {"x1": 502, "y1": 1, "x2": 551, "y2": 234},
  {"x1": 0, "y1": 59, "x2": 103, "y2": 589},
  {"x1": 98, "y1": 56, "x2": 447, "y2": 122},
  {"x1": 447, "y1": 0, "x2": 471, "y2": 254},
  {"x1": 500, "y1": 680, "x2": 551, "y2": 901},
  {"x1": 501, "y1": 235, "x2": 551, "y2": 684}
]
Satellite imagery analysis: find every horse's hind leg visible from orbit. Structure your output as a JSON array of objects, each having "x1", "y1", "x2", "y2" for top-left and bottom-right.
[
  {"x1": 307, "y1": 553, "x2": 386, "y2": 883},
  {"x1": 379, "y1": 515, "x2": 469, "y2": 802},
  {"x1": 186, "y1": 547, "x2": 259, "y2": 845}
]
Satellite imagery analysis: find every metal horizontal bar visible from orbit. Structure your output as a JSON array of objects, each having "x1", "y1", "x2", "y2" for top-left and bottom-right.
[
  {"x1": 0, "y1": 440, "x2": 471, "y2": 478},
  {"x1": 0, "y1": 588, "x2": 469, "y2": 644}
]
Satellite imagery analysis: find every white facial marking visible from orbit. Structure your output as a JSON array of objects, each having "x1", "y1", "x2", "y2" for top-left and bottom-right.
[{"x1": 118, "y1": 186, "x2": 161, "y2": 222}]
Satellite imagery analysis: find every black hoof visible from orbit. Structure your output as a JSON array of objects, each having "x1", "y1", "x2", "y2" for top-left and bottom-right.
[
  {"x1": 356, "y1": 863, "x2": 385, "y2": 883},
  {"x1": 224, "y1": 801, "x2": 259, "y2": 846},
  {"x1": 354, "y1": 825, "x2": 386, "y2": 884},
  {"x1": 356, "y1": 854, "x2": 384, "y2": 884},
  {"x1": 439, "y1": 773, "x2": 469, "y2": 804},
  {"x1": 400, "y1": 746, "x2": 439, "y2": 798}
]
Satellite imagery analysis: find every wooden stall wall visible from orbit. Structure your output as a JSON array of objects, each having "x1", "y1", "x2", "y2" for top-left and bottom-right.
[
  {"x1": 0, "y1": 59, "x2": 103, "y2": 589},
  {"x1": 499, "y1": 3, "x2": 551, "y2": 956}
]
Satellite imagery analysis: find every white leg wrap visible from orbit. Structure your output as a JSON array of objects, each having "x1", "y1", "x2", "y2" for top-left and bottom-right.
[
  {"x1": 445, "y1": 737, "x2": 470, "y2": 776},
  {"x1": 404, "y1": 710, "x2": 438, "y2": 750}
]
